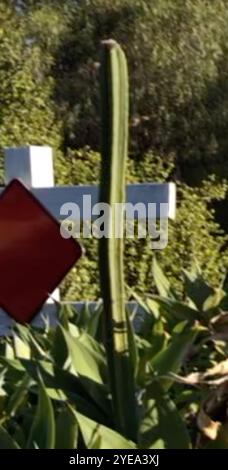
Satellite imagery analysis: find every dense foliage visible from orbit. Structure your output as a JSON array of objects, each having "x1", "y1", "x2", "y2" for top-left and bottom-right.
[
  {"x1": 1, "y1": 262, "x2": 228, "y2": 449},
  {"x1": 61, "y1": 151, "x2": 228, "y2": 300},
  {"x1": 1, "y1": 0, "x2": 228, "y2": 297},
  {"x1": 50, "y1": 0, "x2": 228, "y2": 174},
  {"x1": 2, "y1": 1, "x2": 228, "y2": 172}
]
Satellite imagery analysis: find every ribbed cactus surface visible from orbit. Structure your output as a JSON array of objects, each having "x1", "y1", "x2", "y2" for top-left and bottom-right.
[{"x1": 99, "y1": 40, "x2": 137, "y2": 440}]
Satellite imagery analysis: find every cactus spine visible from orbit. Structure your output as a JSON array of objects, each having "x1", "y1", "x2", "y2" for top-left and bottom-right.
[{"x1": 99, "y1": 40, "x2": 137, "y2": 441}]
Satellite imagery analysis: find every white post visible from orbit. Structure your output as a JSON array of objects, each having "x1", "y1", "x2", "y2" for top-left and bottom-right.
[
  {"x1": 5, "y1": 146, "x2": 54, "y2": 187},
  {"x1": 4, "y1": 146, "x2": 60, "y2": 310}
]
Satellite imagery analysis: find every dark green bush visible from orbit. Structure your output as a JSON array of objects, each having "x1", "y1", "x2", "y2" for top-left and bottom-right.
[
  {"x1": 2, "y1": 1, "x2": 228, "y2": 176},
  {"x1": 52, "y1": 0, "x2": 228, "y2": 173},
  {"x1": 0, "y1": 2, "x2": 61, "y2": 147}
]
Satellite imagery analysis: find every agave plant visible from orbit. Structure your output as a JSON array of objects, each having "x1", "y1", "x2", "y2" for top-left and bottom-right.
[
  {"x1": 1, "y1": 255, "x2": 228, "y2": 448},
  {"x1": 0, "y1": 304, "x2": 187, "y2": 448}
]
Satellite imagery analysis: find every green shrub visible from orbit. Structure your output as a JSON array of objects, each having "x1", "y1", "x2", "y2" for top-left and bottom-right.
[
  {"x1": 0, "y1": 0, "x2": 62, "y2": 182},
  {"x1": 57, "y1": 149, "x2": 228, "y2": 300},
  {"x1": 161, "y1": 178, "x2": 228, "y2": 293},
  {"x1": 2, "y1": 1, "x2": 228, "y2": 177},
  {"x1": 0, "y1": 261, "x2": 228, "y2": 448},
  {"x1": 52, "y1": 0, "x2": 228, "y2": 172}
]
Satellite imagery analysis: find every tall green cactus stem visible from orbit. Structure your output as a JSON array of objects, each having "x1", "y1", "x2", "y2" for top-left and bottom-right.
[{"x1": 99, "y1": 40, "x2": 138, "y2": 441}]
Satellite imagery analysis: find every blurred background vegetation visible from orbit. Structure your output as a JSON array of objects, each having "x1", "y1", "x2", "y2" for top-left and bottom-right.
[{"x1": 1, "y1": 0, "x2": 228, "y2": 298}]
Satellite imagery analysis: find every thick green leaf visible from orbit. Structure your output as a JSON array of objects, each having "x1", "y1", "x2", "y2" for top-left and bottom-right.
[
  {"x1": 52, "y1": 325, "x2": 69, "y2": 369},
  {"x1": 127, "y1": 290, "x2": 155, "y2": 337},
  {"x1": 151, "y1": 321, "x2": 199, "y2": 391},
  {"x1": 58, "y1": 304, "x2": 75, "y2": 330},
  {"x1": 57, "y1": 329, "x2": 109, "y2": 413},
  {"x1": 26, "y1": 379, "x2": 55, "y2": 449},
  {"x1": 15, "y1": 325, "x2": 49, "y2": 360},
  {"x1": 129, "y1": 289, "x2": 152, "y2": 316},
  {"x1": 0, "y1": 426, "x2": 20, "y2": 449},
  {"x1": 153, "y1": 257, "x2": 170, "y2": 297},
  {"x1": 77, "y1": 303, "x2": 91, "y2": 329},
  {"x1": 183, "y1": 269, "x2": 214, "y2": 310},
  {"x1": 73, "y1": 409, "x2": 136, "y2": 449},
  {"x1": 146, "y1": 298, "x2": 161, "y2": 320},
  {"x1": 148, "y1": 296, "x2": 199, "y2": 322},
  {"x1": 5, "y1": 341, "x2": 15, "y2": 360},
  {"x1": 86, "y1": 305, "x2": 102, "y2": 339},
  {"x1": 55, "y1": 407, "x2": 78, "y2": 449},
  {"x1": 6, "y1": 373, "x2": 31, "y2": 417},
  {"x1": 0, "y1": 357, "x2": 25, "y2": 386},
  {"x1": 77, "y1": 332, "x2": 107, "y2": 377},
  {"x1": 86, "y1": 305, "x2": 103, "y2": 342},
  {"x1": 149, "y1": 320, "x2": 167, "y2": 359},
  {"x1": 44, "y1": 387, "x2": 67, "y2": 401},
  {"x1": 13, "y1": 335, "x2": 30, "y2": 359},
  {"x1": 139, "y1": 383, "x2": 191, "y2": 449},
  {"x1": 21, "y1": 360, "x2": 112, "y2": 426},
  {"x1": 58, "y1": 326, "x2": 104, "y2": 384}
]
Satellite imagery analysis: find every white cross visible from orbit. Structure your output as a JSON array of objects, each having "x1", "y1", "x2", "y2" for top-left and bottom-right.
[{"x1": 0, "y1": 146, "x2": 176, "y2": 334}]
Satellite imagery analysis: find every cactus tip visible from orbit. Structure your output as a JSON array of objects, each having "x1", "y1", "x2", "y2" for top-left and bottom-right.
[{"x1": 101, "y1": 39, "x2": 118, "y2": 49}]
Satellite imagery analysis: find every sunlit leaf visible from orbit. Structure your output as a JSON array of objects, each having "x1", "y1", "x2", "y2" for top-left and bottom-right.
[
  {"x1": 153, "y1": 256, "x2": 170, "y2": 297},
  {"x1": 139, "y1": 383, "x2": 191, "y2": 449},
  {"x1": 73, "y1": 409, "x2": 136, "y2": 449},
  {"x1": 183, "y1": 269, "x2": 214, "y2": 310},
  {"x1": 151, "y1": 321, "x2": 199, "y2": 390},
  {"x1": 26, "y1": 378, "x2": 55, "y2": 449}
]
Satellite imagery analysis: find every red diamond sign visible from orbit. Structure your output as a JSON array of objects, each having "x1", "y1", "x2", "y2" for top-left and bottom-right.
[{"x1": 0, "y1": 179, "x2": 82, "y2": 323}]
